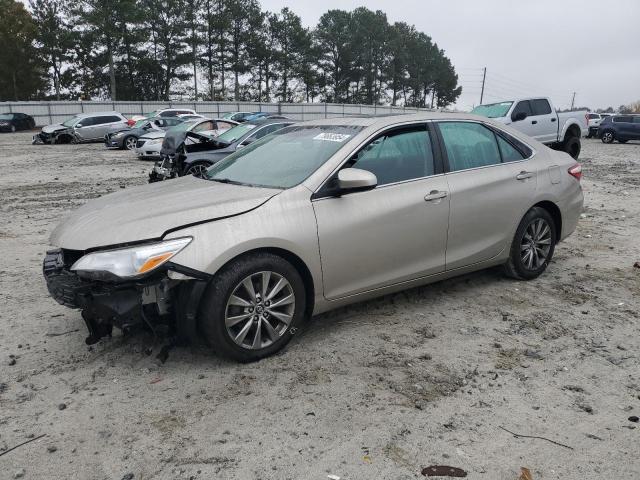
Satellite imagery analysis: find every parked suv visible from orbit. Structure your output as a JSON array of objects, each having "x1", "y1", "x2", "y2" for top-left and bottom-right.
[
  {"x1": 586, "y1": 113, "x2": 603, "y2": 138},
  {"x1": 33, "y1": 112, "x2": 129, "y2": 144},
  {"x1": 598, "y1": 115, "x2": 640, "y2": 144}
]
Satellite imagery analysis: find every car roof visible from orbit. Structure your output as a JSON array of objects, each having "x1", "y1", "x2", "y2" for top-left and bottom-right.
[
  {"x1": 75, "y1": 111, "x2": 122, "y2": 118},
  {"x1": 243, "y1": 118, "x2": 296, "y2": 127},
  {"x1": 296, "y1": 112, "x2": 491, "y2": 128}
]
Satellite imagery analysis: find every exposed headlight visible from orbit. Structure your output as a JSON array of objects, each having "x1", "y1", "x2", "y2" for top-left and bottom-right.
[
  {"x1": 112, "y1": 131, "x2": 125, "y2": 137},
  {"x1": 71, "y1": 237, "x2": 192, "y2": 279},
  {"x1": 147, "y1": 138, "x2": 163, "y2": 145}
]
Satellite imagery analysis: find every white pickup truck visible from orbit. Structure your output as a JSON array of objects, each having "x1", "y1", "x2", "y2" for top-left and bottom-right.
[{"x1": 471, "y1": 97, "x2": 588, "y2": 159}]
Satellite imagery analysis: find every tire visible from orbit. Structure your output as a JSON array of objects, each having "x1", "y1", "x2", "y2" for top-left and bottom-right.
[
  {"x1": 561, "y1": 135, "x2": 581, "y2": 159},
  {"x1": 503, "y1": 207, "x2": 556, "y2": 281},
  {"x1": 184, "y1": 161, "x2": 211, "y2": 178},
  {"x1": 199, "y1": 252, "x2": 307, "y2": 362},
  {"x1": 123, "y1": 136, "x2": 137, "y2": 150},
  {"x1": 601, "y1": 130, "x2": 615, "y2": 144},
  {"x1": 10, "y1": 124, "x2": 16, "y2": 133}
]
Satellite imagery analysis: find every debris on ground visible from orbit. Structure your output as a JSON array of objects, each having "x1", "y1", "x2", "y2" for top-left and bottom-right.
[
  {"x1": 519, "y1": 467, "x2": 533, "y2": 480},
  {"x1": 421, "y1": 465, "x2": 468, "y2": 477}
]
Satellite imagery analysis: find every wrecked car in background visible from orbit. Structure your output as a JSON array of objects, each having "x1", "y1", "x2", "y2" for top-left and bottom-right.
[
  {"x1": 43, "y1": 113, "x2": 583, "y2": 362},
  {"x1": 104, "y1": 117, "x2": 184, "y2": 151},
  {"x1": 135, "y1": 117, "x2": 238, "y2": 160},
  {"x1": 149, "y1": 118, "x2": 294, "y2": 181},
  {"x1": 33, "y1": 112, "x2": 129, "y2": 144}
]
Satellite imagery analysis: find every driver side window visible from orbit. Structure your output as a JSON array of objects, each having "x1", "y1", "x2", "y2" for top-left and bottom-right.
[{"x1": 349, "y1": 126, "x2": 435, "y2": 186}]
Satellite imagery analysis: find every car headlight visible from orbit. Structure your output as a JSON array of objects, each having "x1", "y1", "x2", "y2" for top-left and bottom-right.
[
  {"x1": 147, "y1": 138, "x2": 162, "y2": 145},
  {"x1": 71, "y1": 237, "x2": 192, "y2": 279}
]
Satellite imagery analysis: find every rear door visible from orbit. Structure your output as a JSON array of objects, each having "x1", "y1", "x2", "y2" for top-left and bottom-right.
[
  {"x1": 313, "y1": 124, "x2": 450, "y2": 299},
  {"x1": 615, "y1": 116, "x2": 635, "y2": 139},
  {"x1": 435, "y1": 121, "x2": 537, "y2": 270},
  {"x1": 632, "y1": 116, "x2": 640, "y2": 139},
  {"x1": 530, "y1": 99, "x2": 557, "y2": 143}
]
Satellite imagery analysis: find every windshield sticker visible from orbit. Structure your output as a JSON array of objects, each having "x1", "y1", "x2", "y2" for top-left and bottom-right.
[{"x1": 313, "y1": 132, "x2": 352, "y2": 142}]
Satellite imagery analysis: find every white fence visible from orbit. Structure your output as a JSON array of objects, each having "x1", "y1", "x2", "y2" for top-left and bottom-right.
[{"x1": 0, "y1": 101, "x2": 430, "y2": 126}]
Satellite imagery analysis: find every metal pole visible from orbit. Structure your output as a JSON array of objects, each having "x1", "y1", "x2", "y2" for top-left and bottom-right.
[
  {"x1": 570, "y1": 92, "x2": 576, "y2": 110},
  {"x1": 480, "y1": 67, "x2": 487, "y2": 105}
]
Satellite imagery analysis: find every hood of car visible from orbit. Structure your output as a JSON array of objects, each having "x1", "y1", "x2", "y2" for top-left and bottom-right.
[
  {"x1": 50, "y1": 176, "x2": 280, "y2": 251},
  {"x1": 42, "y1": 124, "x2": 68, "y2": 133}
]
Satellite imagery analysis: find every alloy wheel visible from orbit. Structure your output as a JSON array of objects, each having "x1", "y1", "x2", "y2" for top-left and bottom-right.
[
  {"x1": 602, "y1": 132, "x2": 613, "y2": 143},
  {"x1": 520, "y1": 218, "x2": 552, "y2": 270},
  {"x1": 125, "y1": 137, "x2": 137, "y2": 150},
  {"x1": 187, "y1": 164, "x2": 209, "y2": 178},
  {"x1": 225, "y1": 271, "x2": 295, "y2": 350}
]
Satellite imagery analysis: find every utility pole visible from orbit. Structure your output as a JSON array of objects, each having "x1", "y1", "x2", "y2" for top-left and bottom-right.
[
  {"x1": 480, "y1": 67, "x2": 487, "y2": 105},
  {"x1": 570, "y1": 92, "x2": 576, "y2": 110}
]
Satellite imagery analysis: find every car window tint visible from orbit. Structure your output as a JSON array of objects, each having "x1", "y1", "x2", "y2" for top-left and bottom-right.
[
  {"x1": 496, "y1": 134, "x2": 525, "y2": 162},
  {"x1": 588, "y1": 113, "x2": 600, "y2": 119},
  {"x1": 633, "y1": 117, "x2": 640, "y2": 124},
  {"x1": 350, "y1": 127, "x2": 434, "y2": 185},
  {"x1": 614, "y1": 116, "x2": 633, "y2": 123},
  {"x1": 162, "y1": 111, "x2": 177, "y2": 117},
  {"x1": 79, "y1": 117, "x2": 95, "y2": 126},
  {"x1": 512, "y1": 101, "x2": 533, "y2": 117},
  {"x1": 439, "y1": 122, "x2": 501, "y2": 172},
  {"x1": 531, "y1": 99, "x2": 552, "y2": 115}
]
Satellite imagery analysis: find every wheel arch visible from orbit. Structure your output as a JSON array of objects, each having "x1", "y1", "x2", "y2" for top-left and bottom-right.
[
  {"x1": 532, "y1": 200, "x2": 562, "y2": 243},
  {"x1": 563, "y1": 123, "x2": 581, "y2": 142},
  {"x1": 211, "y1": 246, "x2": 316, "y2": 319}
]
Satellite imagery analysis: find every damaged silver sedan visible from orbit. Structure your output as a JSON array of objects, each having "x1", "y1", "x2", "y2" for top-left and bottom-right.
[{"x1": 43, "y1": 113, "x2": 583, "y2": 362}]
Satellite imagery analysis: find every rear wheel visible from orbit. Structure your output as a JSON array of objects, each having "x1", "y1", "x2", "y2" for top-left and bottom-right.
[
  {"x1": 562, "y1": 135, "x2": 581, "y2": 159},
  {"x1": 601, "y1": 130, "x2": 615, "y2": 144},
  {"x1": 185, "y1": 161, "x2": 211, "y2": 178},
  {"x1": 199, "y1": 253, "x2": 306, "y2": 362},
  {"x1": 503, "y1": 207, "x2": 556, "y2": 280},
  {"x1": 124, "y1": 136, "x2": 137, "y2": 150}
]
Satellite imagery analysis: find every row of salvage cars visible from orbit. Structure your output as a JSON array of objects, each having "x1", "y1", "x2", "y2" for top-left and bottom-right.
[{"x1": 42, "y1": 109, "x2": 584, "y2": 362}]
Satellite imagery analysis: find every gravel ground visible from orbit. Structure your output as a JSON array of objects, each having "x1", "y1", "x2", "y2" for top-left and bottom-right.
[{"x1": 0, "y1": 132, "x2": 639, "y2": 480}]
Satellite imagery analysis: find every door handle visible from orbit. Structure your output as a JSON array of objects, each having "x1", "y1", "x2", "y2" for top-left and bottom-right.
[
  {"x1": 424, "y1": 190, "x2": 448, "y2": 201},
  {"x1": 531, "y1": 120, "x2": 537, "y2": 124},
  {"x1": 516, "y1": 171, "x2": 534, "y2": 180},
  {"x1": 551, "y1": 118, "x2": 557, "y2": 122}
]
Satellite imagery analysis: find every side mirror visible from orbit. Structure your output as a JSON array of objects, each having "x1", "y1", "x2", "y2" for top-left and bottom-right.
[
  {"x1": 75, "y1": 123, "x2": 83, "y2": 128},
  {"x1": 512, "y1": 111, "x2": 527, "y2": 122},
  {"x1": 337, "y1": 168, "x2": 377, "y2": 194}
]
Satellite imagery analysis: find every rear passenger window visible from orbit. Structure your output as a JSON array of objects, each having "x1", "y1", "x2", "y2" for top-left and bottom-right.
[
  {"x1": 496, "y1": 135, "x2": 526, "y2": 162},
  {"x1": 439, "y1": 122, "x2": 501, "y2": 172},
  {"x1": 613, "y1": 116, "x2": 633, "y2": 123},
  {"x1": 531, "y1": 99, "x2": 552, "y2": 115},
  {"x1": 350, "y1": 126, "x2": 434, "y2": 185}
]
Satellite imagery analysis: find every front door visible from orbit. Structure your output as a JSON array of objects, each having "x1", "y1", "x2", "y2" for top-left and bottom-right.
[
  {"x1": 313, "y1": 124, "x2": 450, "y2": 300},
  {"x1": 436, "y1": 121, "x2": 538, "y2": 270}
]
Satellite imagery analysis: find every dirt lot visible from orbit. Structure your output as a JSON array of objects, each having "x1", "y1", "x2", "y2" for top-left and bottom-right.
[{"x1": 0, "y1": 132, "x2": 638, "y2": 480}]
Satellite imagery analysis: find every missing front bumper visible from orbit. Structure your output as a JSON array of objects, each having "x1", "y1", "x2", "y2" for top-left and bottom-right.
[{"x1": 43, "y1": 249, "x2": 207, "y2": 345}]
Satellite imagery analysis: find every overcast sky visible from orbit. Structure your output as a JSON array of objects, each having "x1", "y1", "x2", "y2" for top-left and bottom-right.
[{"x1": 260, "y1": 0, "x2": 639, "y2": 111}]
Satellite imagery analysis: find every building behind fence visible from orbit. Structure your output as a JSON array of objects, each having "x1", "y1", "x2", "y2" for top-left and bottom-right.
[{"x1": 0, "y1": 101, "x2": 431, "y2": 126}]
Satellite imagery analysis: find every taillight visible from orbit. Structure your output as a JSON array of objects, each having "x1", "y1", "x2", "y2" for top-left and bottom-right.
[{"x1": 568, "y1": 163, "x2": 582, "y2": 181}]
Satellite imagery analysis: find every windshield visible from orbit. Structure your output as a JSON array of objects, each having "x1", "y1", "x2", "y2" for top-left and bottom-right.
[
  {"x1": 206, "y1": 125, "x2": 364, "y2": 189},
  {"x1": 62, "y1": 116, "x2": 80, "y2": 127},
  {"x1": 215, "y1": 123, "x2": 257, "y2": 143},
  {"x1": 471, "y1": 101, "x2": 513, "y2": 118},
  {"x1": 0, "y1": 114, "x2": 14, "y2": 120}
]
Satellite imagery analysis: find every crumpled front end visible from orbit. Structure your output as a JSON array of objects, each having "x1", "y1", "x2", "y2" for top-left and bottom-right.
[
  {"x1": 32, "y1": 127, "x2": 75, "y2": 145},
  {"x1": 43, "y1": 248, "x2": 206, "y2": 345}
]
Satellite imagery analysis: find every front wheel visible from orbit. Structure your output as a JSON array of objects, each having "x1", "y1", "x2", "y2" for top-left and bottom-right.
[
  {"x1": 184, "y1": 161, "x2": 211, "y2": 178},
  {"x1": 503, "y1": 207, "x2": 556, "y2": 280},
  {"x1": 199, "y1": 253, "x2": 307, "y2": 362},
  {"x1": 123, "y1": 136, "x2": 137, "y2": 150},
  {"x1": 601, "y1": 130, "x2": 615, "y2": 144}
]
